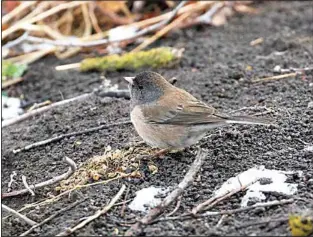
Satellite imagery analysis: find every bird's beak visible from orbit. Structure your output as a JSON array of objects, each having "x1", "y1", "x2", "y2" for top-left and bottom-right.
[{"x1": 124, "y1": 77, "x2": 134, "y2": 85}]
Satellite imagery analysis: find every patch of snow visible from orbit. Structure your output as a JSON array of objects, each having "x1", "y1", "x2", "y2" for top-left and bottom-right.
[
  {"x1": 128, "y1": 186, "x2": 170, "y2": 212},
  {"x1": 108, "y1": 25, "x2": 138, "y2": 42},
  {"x1": 273, "y1": 65, "x2": 281, "y2": 72},
  {"x1": 107, "y1": 44, "x2": 122, "y2": 55},
  {"x1": 304, "y1": 146, "x2": 313, "y2": 152},
  {"x1": 2, "y1": 96, "x2": 23, "y2": 120},
  {"x1": 21, "y1": 42, "x2": 55, "y2": 53},
  {"x1": 107, "y1": 26, "x2": 138, "y2": 55},
  {"x1": 213, "y1": 165, "x2": 301, "y2": 207}
]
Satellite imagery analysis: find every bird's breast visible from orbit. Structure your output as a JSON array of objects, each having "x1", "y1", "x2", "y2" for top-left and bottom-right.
[{"x1": 130, "y1": 106, "x2": 206, "y2": 149}]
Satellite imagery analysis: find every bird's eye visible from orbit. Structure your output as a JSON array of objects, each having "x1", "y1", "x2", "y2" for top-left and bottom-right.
[{"x1": 138, "y1": 85, "x2": 143, "y2": 90}]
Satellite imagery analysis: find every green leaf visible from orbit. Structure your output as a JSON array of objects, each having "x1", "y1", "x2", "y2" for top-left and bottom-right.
[{"x1": 2, "y1": 61, "x2": 27, "y2": 81}]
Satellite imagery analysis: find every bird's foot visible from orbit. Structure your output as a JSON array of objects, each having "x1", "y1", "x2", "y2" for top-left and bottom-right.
[
  {"x1": 137, "y1": 148, "x2": 169, "y2": 161},
  {"x1": 168, "y1": 148, "x2": 186, "y2": 154}
]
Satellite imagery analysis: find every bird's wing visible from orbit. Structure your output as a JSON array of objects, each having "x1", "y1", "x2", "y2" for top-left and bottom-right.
[{"x1": 141, "y1": 89, "x2": 230, "y2": 125}]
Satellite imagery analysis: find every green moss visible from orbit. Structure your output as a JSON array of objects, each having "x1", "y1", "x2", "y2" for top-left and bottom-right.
[
  {"x1": 80, "y1": 47, "x2": 183, "y2": 72},
  {"x1": 2, "y1": 60, "x2": 27, "y2": 81}
]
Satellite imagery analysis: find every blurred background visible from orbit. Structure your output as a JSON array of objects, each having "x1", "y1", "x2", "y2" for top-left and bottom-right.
[
  {"x1": 2, "y1": 1, "x2": 260, "y2": 121},
  {"x1": 1, "y1": 0, "x2": 312, "y2": 122}
]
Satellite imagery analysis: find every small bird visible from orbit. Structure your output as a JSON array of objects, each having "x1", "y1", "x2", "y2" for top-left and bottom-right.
[{"x1": 124, "y1": 71, "x2": 272, "y2": 153}]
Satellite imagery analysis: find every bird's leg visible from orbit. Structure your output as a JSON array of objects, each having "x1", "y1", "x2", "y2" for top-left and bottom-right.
[
  {"x1": 168, "y1": 148, "x2": 186, "y2": 154},
  {"x1": 137, "y1": 148, "x2": 169, "y2": 161},
  {"x1": 153, "y1": 148, "x2": 169, "y2": 158},
  {"x1": 136, "y1": 148, "x2": 187, "y2": 161}
]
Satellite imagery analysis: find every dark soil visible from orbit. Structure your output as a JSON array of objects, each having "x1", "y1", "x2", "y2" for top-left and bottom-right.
[{"x1": 2, "y1": 1, "x2": 313, "y2": 236}]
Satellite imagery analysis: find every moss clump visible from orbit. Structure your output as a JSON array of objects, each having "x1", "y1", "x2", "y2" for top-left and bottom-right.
[
  {"x1": 2, "y1": 60, "x2": 27, "y2": 81},
  {"x1": 80, "y1": 47, "x2": 184, "y2": 72},
  {"x1": 289, "y1": 214, "x2": 313, "y2": 237}
]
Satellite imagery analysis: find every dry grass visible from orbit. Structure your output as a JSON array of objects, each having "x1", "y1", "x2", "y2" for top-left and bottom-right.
[
  {"x1": 2, "y1": 1, "x2": 256, "y2": 64},
  {"x1": 56, "y1": 145, "x2": 158, "y2": 192}
]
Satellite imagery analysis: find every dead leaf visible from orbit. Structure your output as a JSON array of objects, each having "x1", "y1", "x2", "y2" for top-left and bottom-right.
[
  {"x1": 250, "y1": 37, "x2": 264, "y2": 46},
  {"x1": 245, "y1": 65, "x2": 253, "y2": 71},
  {"x1": 148, "y1": 164, "x2": 158, "y2": 174}
]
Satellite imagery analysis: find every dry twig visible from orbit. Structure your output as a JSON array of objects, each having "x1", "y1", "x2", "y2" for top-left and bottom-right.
[
  {"x1": 7, "y1": 47, "x2": 56, "y2": 65},
  {"x1": 3, "y1": 1, "x2": 187, "y2": 49},
  {"x1": 132, "y1": 10, "x2": 191, "y2": 52},
  {"x1": 216, "y1": 214, "x2": 227, "y2": 228},
  {"x1": 166, "y1": 195, "x2": 182, "y2": 217},
  {"x1": 131, "y1": 0, "x2": 187, "y2": 46},
  {"x1": 2, "y1": 1, "x2": 250, "y2": 65},
  {"x1": 253, "y1": 72, "x2": 299, "y2": 83},
  {"x1": 192, "y1": 178, "x2": 259, "y2": 215},
  {"x1": 88, "y1": 2, "x2": 102, "y2": 33},
  {"x1": 81, "y1": 3, "x2": 92, "y2": 37},
  {"x1": 250, "y1": 37, "x2": 264, "y2": 46},
  {"x1": 158, "y1": 199, "x2": 294, "y2": 222},
  {"x1": 56, "y1": 184, "x2": 126, "y2": 236},
  {"x1": 2, "y1": 32, "x2": 29, "y2": 49},
  {"x1": 130, "y1": 1, "x2": 213, "y2": 29},
  {"x1": 3, "y1": 174, "x2": 129, "y2": 221},
  {"x1": 120, "y1": 186, "x2": 130, "y2": 217},
  {"x1": 2, "y1": 204, "x2": 37, "y2": 226},
  {"x1": 20, "y1": 199, "x2": 85, "y2": 236},
  {"x1": 55, "y1": 63, "x2": 81, "y2": 71},
  {"x1": 125, "y1": 148, "x2": 206, "y2": 236},
  {"x1": 196, "y1": 2, "x2": 225, "y2": 24},
  {"x1": 3, "y1": 86, "x2": 131, "y2": 128},
  {"x1": 201, "y1": 199, "x2": 294, "y2": 217},
  {"x1": 22, "y1": 2, "x2": 52, "y2": 22},
  {"x1": 12, "y1": 121, "x2": 131, "y2": 154},
  {"x1": 2, "y1": 1, "x2": 88, "y2": 39},
  {"x1": 2, "y1": 77, "x2": 24, "y2": 89},
  {"x1": 7, "y1": 171, "x2": 17, "y2": 192},
  {"x1": 27, "y1": 100, "x2": 52, "y2": 112},
  {"x1": 2, "y1": 157, "x2": 77, "y2": 198},
  {"x1": 2, "y1": 93, "x2": 91, "y2": 128},
  {"x1": 22, "y1": 175, "x2": 35, "y2": 196},
  {"x1": 2, "y1": 1, "x2": 37, "y2": 24}
]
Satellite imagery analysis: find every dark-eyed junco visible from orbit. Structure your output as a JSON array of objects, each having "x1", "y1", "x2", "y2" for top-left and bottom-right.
[{"x1": 124, "y1": 71, "x2": 272, "y2": 151}]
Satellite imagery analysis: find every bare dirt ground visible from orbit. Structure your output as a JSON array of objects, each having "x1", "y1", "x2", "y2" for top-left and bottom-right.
[{"x1": 2, "y1": 1, "x2": 313, "y2": 236}]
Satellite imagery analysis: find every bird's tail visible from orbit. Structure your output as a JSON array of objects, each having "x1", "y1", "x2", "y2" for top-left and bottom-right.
[{"x1": 224, "y1": 115, "x2": 273, "y2": 126}]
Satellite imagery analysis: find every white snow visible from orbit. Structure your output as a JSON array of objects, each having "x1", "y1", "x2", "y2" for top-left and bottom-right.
[
  {"x1": 128, "y1": 186, "x2": 169, "y2": 212},
  {"x1": 213, "y1": 165, "x2": 302, "y2": 207},
  {"x1": 2, "y1": 96, "x2": 23, "y2": 120},
  {"x1": 108, "y1": 25, "x2": 138, "y2": 41},
  {"x1": 107, "y1": 25, "x2": 139, "y2": 55},
  {"x1": 21, "y1": 42, "x2": 55, "y2": 53},
  {"x1": 304, "y1": 145, "x2": 313, "y2": 152}
]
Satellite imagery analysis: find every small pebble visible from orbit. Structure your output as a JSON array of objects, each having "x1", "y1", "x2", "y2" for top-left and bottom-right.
[
  {"x1": 273, "y1": 65, "x2": 281, "y2": 72},
  {"x1": 307, "y1": 101, "x2": 313, "y2": 109}
]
